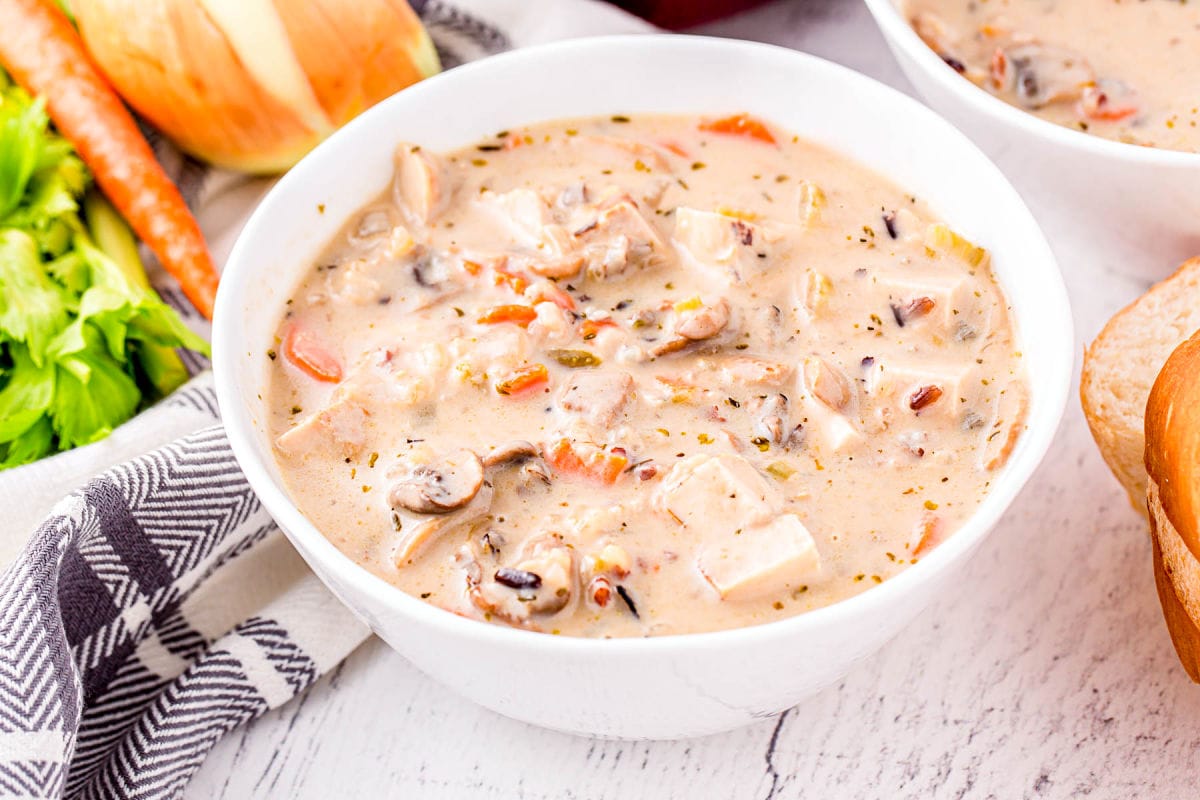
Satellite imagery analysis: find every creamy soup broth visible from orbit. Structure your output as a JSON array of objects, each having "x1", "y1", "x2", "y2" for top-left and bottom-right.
[
  {"x1": 268, "y1": 113, "x2": 1027, "y2": 637},
  {"x1": 901, "y1": 0, "x2": 1200, "y2": 152}
]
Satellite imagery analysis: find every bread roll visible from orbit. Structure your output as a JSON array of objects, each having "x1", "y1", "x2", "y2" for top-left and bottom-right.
[
  {"x1": 1145, "y1": 331, "x2": 1200, "y2": 681},
  {"x1": 1081, "y1": 257, "x2": 1200, "y2": 513}
]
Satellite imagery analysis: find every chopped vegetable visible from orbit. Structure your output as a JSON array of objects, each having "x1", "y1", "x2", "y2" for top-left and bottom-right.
[
  {"x1": 580, "y1": 318, "x2": 617, "y2": 340},
  {"x1": 283, "y1": 325, "x2": 342, "y2": 383},
  {"x1": 912, "y1": 513, "x2": 943, "y2": 557},
  {"x1": 0, "y1": 0, "x2": 220, "y2": 317},
  {"x1": 495, "y1": 363, "x2": 548, "y2": 397},
  {"x1": 477, "y1": 304, "x2": 538, "y2": 327},
  {"x1": 0, "y1": 69, "x2": 207, "y2": 468},
  {"x1": 699, "y1": 113, "x2": 777, "y2": 145},
  {"x1": 492, "y1": 265, "x2": 530, "y2": 295},
  {"x1": 544, "y1": 438, "x2": 628, "y2": 484},
  {"x1": 547, "y1": 349, "x2": 602, "y2": 368},
  {"x1": 924, "y1": 223, "x2": 987, "y2": 267}
]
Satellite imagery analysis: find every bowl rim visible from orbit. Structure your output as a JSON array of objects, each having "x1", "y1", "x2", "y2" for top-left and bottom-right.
[
  {"x1": 213, "y1": 33, "x2": 1074, "y2": 656},
  {"x1": 861, "y1": 0, "x2": 1200, "y2": 166}
]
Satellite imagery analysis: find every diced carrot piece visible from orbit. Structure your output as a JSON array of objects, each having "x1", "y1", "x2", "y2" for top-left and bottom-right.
[
  {"x1": 912, "y1": 513, "x2": 944, "y2": 558},
  {"x1": 462, "y1": 259, "x2": 483, "y2": 276},
  {"x1": 283, "y1": 325, "x2": 342, "y2": 383},
  {"x1": 495, "y1": 363, "x2": 548, "y2": 397},
  {"x1": 477, "y1": 304, "x2": 538, "y2": 327},
  {"x1": 493, "y1": 265, "x2": 530, "y2": 295},
  {"x1": 528, "y1": 281, "x2": 576, "y2": 310},
  {"x1": 699, "y1": 113, "x2": 776, "y2": 145},
  {"x1": 544, "y1": 438, "x2": 628, "y2": 484},
  {"x1": 580, "y1": 318, "x2": 618, "y2": 341}
]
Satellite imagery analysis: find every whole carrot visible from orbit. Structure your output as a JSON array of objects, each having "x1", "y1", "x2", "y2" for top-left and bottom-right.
[{"x1": 0, "y1": 0, "x2": 219, "y2": 318}]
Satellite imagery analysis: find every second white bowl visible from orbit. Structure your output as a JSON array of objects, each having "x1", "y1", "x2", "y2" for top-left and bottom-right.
[{"x1": 863, "y1": 0, "x2": 1200, "y2": 280}]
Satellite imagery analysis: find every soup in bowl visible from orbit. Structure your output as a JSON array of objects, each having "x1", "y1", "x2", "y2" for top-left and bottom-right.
[
  {"x1": 214, "y1": 35, "x2": 1072, "y2": 738},
  {"x1": 864, "y1": 0, "x2": 1200, "y2": 279}
]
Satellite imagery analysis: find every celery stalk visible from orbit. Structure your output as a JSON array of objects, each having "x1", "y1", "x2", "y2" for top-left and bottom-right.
[{"x1": 83, "y1": 190, "x2": 189, "y2": 396}]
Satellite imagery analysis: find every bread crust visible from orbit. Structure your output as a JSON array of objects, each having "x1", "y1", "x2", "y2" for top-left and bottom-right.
[
  {"x1": 1145, "y1": 330, "x2": 1200, "y2": 563},
  {"x1": 1149, "y1": 480, "x2": 1200, "y2": 682},
  {"x1": 1081, "y1": 257, "x2": 1200, "y2": 514},
  {"x1": 1146, "y1": 331, "x2": 1200, "y2": 682}
]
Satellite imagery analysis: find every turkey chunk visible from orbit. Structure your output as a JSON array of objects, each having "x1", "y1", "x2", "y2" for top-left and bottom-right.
[
  {"x1": 673, "y1": 208, "x2": 790, "y2": 287},
  {"x1": 656, "y1": 454, "x2": 821, "y2": 600},
  {"x1": 481, "y1": 188, "x2": 582, "y2": 278},
  {"x1": 276, "y1": 393, "x2": 370, "y2": 457},
  {"x1": 277, "y1": 345, "x2": 444, "y2": 456},
  {"x1": 574, "y1": 192, "x2": 666, "y2": 279},
  {"x1": 697, "y1": 514, "x2": 821, "y2": 601},
  {"x1": 875, "y1": 268, "x2": 980, "y2": 334},
  {"x1": 864, "y1": 359, "x2": 972, "y2": 418},
  {"x1": 656, "y1": 454, "x2": 777, "y2": 534},
  {"x1": 559, "y1": 372, "x2": 635, "y2": 428},
  {"x1": 393, "y1": 146, "x2": 450, "y2": 226}
]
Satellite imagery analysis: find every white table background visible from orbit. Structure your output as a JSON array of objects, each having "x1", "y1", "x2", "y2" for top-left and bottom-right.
[{"x1": 188, "y1": 2, "x2": 1200, "y2": 797}]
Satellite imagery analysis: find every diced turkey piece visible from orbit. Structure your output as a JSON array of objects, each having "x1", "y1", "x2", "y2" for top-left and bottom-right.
[
  {"x1": 575, "y1": 193, "x2": 667, "y2": 279},
  {"x1": 481, "y1": 188, "x2": 555, "y2": 248},
  {"x1": 393, "y1": 146, "x2": 449, "y2": 226},
  {"x1": 275, "y1": 393, "x2": 370, "y2": 457},
  {"x1": 802, "y1": 356, "x2": 852, "y2": 411},
  {"x1": 449, "y1": 326, "x2": 531, "y2": 387},
  {"x1": 816, "y1": 410, "x2": 864, "y2": 453},
  {"x1": 559, "y1": 372, "x2": 635, "y2": 428},
  {"x1": 480, "y1": 188, "x2": 583, "y2": 278},
  {"x1": 697, "y1": 514, "x2": 821, "y2": 601},
  {"x1": 277, "y1": 345, "x2": 446, "y2": 456},
  {"x1": 864, "y1": 359, "x2": 972, "y2": 418},
  {"x1": 875, "y1": 268, "x2": 980, "y2": 334},
  {"x1": 324, "y1": 227, "x2": 419, "y2": 306},
  {"x1": 656, "y1": 454, "x2": 778, "y2": 534},
  {"x1": 656, "y1": 455, "x2": 821, "y2": 601},
  {"x1": 673, "y1": 208, "x2": 787, "y2": 287}
]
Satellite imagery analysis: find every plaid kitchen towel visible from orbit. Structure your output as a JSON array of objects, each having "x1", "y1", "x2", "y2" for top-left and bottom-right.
[{"x1": 0, "y1": 2, "x2": 651, "y2": 797}]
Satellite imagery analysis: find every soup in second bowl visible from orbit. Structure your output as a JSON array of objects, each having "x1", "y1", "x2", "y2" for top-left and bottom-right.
[
  {"x1": 267, "y1": 113, "x2": 1027, "y2": 636},
  {"x1": 901, "y1": 0, "x2": 1200, "y2": 152}
]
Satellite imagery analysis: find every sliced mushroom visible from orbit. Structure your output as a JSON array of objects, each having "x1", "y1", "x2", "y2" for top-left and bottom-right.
[
  {"x1": 389, "y1": 449, "x2": 484, "y2": 514},
  {"x1": 393, "y1": 481, "x2": 493, "y2": 567},
  {"x1": 482, "y1": 440, "x2": 540, "y2": 468}
]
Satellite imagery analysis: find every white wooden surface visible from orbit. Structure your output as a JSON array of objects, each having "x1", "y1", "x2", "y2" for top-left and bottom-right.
[{"x1": 188, "y1": 2, "x2": 1200, "y2": 797}]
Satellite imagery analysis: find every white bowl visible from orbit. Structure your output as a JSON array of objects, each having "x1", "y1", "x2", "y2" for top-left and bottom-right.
[
  {"x1": 213, "y1": 34, "x2": 1073, "y2": 739},
  {"x1": 863, "y1": 0, "x2": 1200, "y2": 279}
]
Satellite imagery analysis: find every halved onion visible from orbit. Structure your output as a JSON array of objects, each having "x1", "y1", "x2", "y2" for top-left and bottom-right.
[{"x1": 73, "y1": 0, "x2": 441, "y2": 173}]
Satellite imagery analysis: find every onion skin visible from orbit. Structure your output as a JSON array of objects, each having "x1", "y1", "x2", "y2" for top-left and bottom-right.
[{"x1": 73, "y1": 0, "x2": 441, "y2": 174}]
